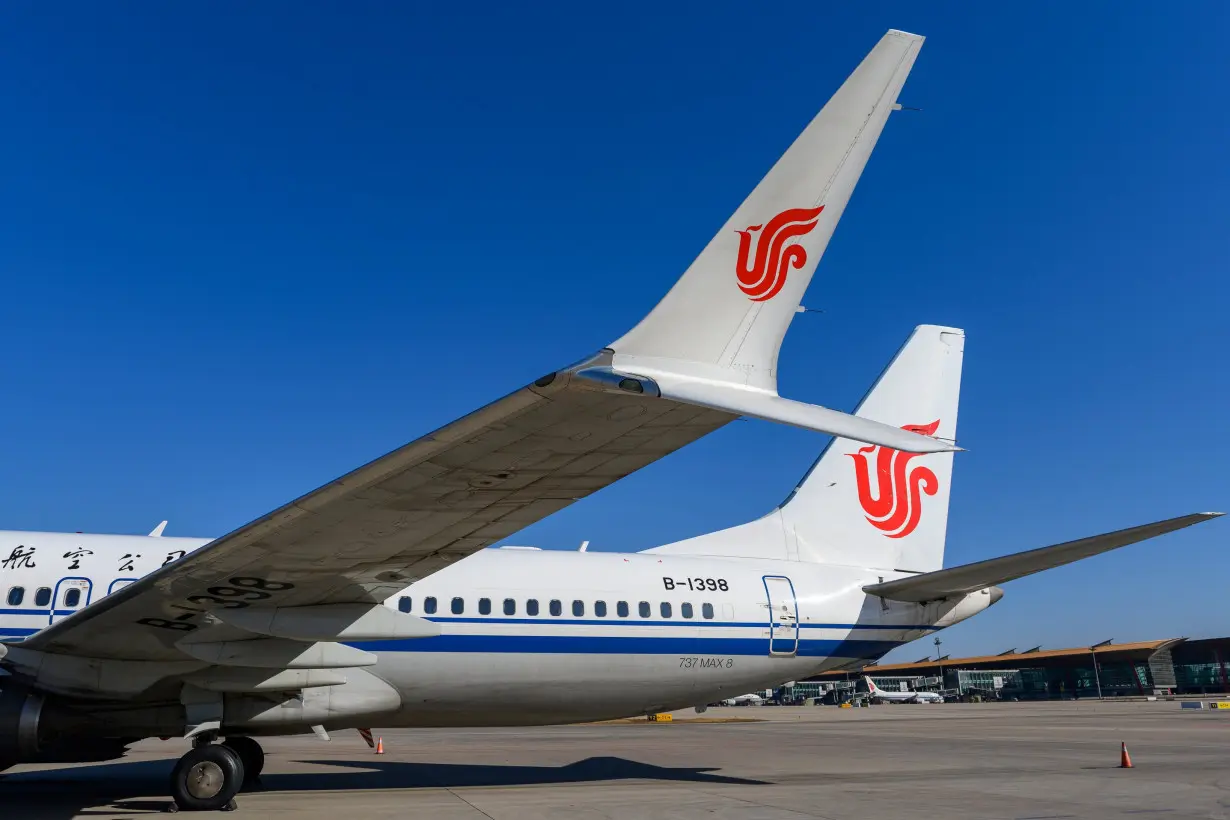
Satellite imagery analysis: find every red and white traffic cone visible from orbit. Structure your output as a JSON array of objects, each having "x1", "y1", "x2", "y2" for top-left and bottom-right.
[
  {"x1": 1119, "y1": 742, "x2": 1133, "y2": 768},
  {"x1": 375, "y1": 736, "x2": 385, "y2": 755}
]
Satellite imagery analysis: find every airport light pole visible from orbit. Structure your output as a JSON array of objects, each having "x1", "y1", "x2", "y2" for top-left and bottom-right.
[
  {"x1": 1091, "y1": 639, "x2": 1111, "y2": 700},
  {"x1": 934, "y1": 637, "x2": 944, "y2": 690}
]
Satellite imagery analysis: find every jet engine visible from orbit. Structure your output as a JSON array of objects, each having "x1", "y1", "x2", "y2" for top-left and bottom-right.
[
  {"x1": 0, "y1": 682, "x2": 154, "y2": 770},
  {"x1": 0, "y1": 683, "x2": 43, "y2": 767}
]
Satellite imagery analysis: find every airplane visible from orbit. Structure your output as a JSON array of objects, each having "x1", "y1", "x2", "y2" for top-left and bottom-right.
[
  {"x1": 0, "y1": 30, "x2": 1220, "y2": 814},
  {"x1": 863, "y1": 676, "x2": 943, "y2": 704},
  {"x1": 722, "y1": 693, "x2": 766, "y2": 707}
]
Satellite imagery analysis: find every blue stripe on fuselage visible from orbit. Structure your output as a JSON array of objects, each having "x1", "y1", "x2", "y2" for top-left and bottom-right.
[
  {"x1": 351, "y1": 634, "x2": 899, "y2": 658},
  {"x1": 419, "y1": 616, "x2": 933, "y2": 631}
]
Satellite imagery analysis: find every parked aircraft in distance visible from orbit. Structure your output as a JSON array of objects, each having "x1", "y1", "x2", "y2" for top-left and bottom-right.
[{"x1": 864, "y1": 676, "x2": 944, "y2": 704}]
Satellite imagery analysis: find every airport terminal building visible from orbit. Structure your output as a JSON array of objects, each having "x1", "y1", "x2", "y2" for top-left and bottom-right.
[{"x1": 796, "y1": 637, "x2": 1230, "y2": 701}]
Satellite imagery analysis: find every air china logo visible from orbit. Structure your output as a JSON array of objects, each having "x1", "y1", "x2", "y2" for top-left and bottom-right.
[
  {"x1": 847, "y1": 420, "x2": 941, "y2": 539},
  {"x1": 735, "y1": 206, "x2": 824, "y2": 302}
]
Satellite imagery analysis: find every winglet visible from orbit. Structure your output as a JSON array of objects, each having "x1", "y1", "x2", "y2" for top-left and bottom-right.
[
  {"x1": 149, "y1": 521, "x2": 168, "y2": 537},
  {"x1": 610, "y1": 30, "x2": 924, "y2": 390},
  {"x1": 595, "y1": 31, "x2": 941, "y2": 454}
]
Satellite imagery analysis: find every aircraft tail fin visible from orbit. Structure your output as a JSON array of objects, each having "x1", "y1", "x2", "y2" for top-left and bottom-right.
[
  {"x1": 608, "y1": 30, "x2": 924, "y2": 394},
  {"x1": 647, "y1": 324, "x2": 962, "y2": 569},
  {"x1": 777, "y1": 325, "x2": 962, "y2": 571}
]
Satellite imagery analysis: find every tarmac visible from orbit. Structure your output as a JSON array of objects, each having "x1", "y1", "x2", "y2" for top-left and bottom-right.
[{"x1": 2, "y1": 700, "x2": 1227, "y2": 819}]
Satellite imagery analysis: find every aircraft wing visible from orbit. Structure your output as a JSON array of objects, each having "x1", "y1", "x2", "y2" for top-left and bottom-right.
[
  {"x1": 863, "y1": 512, "x2": 1223, "y2": 603},
  {"x1": 8, "y1": 30, "x2": 946, "y2": 678},
  {"x1": 17, "y1": 373, "x2": 737, "y2": 663}
]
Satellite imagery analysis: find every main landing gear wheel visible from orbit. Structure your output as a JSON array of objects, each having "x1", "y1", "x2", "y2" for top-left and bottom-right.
[
  {"x1": 169, "y1": 743, "x2": 245, "y2": 812},
  {"x1": 223, "y1": 736, "x2": 265, "y2": 787}
]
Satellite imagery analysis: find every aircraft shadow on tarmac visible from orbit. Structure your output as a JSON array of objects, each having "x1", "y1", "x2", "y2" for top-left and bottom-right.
[{"x1": 2, "y1": 755, "x2": 767, "y2": 817}]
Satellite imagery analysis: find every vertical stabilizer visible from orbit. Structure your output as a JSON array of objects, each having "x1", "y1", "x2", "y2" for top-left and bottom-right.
[
  {"x1": 646, "y1": 324, "x2": 963, "y2": 569},
  {"x1": 780, "y1": 325, "x2": 963, "y2": 571}
]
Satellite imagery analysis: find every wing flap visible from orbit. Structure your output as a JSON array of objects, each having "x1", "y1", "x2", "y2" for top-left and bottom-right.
[{"x1": 863, "y1": 512, "x2": 1223, "y2": 602}]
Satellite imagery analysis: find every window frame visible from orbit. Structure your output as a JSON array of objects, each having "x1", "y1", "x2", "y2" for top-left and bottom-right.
[
  {"x1": 478, "y1": 597, "x2": 491, "y2": 615},
  {"x1": 681, "y1": 602, "x2": 693, "y2": 619},
  {"x1": 398, "y1": 596, "x2": 412, "y2": 613},
  {"x1": 34, "y1": 587, "x2": 51, "y2": 607},
  {"x1": 7, "y1": 587, "x2": 24, "y2": 606},
  {"x1": 424, "y1": 596, "x2": 438, "y2": 615},
  {"x1": 451, "y1": 597, "x2": 465, "y2": 615},
  {"x1": 503, "y1": 598, "x2": 516, "y2": 616},
  {"x1": 638, "y1": 601, "x2": 651, "y2": 618},
  {"x1": 549, "y1": 599, "x2": 562, "y2": 617},
  {"x1": 617, "y1": 601, "x2": 629, "y2": 618},
  {"x1": 527, "y1": 598, "x2": 540, "y2": 616},
  {"x1": 702, "y1": 602, "x2": 715, "y2": 620},
  {"x1": 594, "y1": 600, "x2": 607, "y2": 617}
]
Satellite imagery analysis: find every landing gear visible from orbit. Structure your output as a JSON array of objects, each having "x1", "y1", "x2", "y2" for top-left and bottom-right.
[
  {"x1": 169, "y1": 743, "x2": 244, "y2": 812},
  {"x1": 223, "y1": 736, "x2": 265, "y2": 786}
]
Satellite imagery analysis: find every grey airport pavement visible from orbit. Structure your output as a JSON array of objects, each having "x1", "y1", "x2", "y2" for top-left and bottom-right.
[{"x1": 2, "y1": 700, "x2": 1227, "y2": 819}]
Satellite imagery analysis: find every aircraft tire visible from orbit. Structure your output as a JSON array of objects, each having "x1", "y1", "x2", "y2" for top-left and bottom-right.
[
  {"x1": 170, "y1": 744, "x2": 244, "y2": 812},
  {"x1": 223, "y1": 736, "x2": 265, "y2": 786}
]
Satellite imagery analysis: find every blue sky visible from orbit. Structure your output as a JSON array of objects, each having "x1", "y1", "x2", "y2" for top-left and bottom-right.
[{"x1": 1, "y1": 3, "x2": 1226, "y2": 660}]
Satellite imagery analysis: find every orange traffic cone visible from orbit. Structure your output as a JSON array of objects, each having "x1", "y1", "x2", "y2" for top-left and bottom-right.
[
  {"x1": 1119, "y1": 742, "x2": 1133, "y2": 768},
  {"x1": 375, "y1": 736, "x2": 385, "y2": 755}
]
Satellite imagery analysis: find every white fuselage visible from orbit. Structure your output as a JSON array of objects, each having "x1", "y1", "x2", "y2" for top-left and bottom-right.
[
  {"x1": 0, "y1": 531, "x2": 963, "y2": 729},
  {"x1": 868, "y1": 686, "x2": 944, "y2": 704}
]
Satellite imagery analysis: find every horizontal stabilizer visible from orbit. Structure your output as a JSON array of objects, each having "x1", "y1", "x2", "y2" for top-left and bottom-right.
[{"x1": 864, "y1": 512, "x2": 1223, "y2": 602}]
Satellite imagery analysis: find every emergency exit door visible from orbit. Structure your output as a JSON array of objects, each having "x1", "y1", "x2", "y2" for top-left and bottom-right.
[{"x1": 763, "y1": 575, "x2": 799, "y2": 656}]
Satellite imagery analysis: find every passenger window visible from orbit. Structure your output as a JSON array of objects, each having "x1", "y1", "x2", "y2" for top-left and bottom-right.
[
  {"x1": 594, "y1": 600, "x2": 607, "y2": 617},
  {"x1": 527, "y1": 599, "x2": 540, "y2": 616},
  {"x1": 479, "y1": 598, "x2": 491, "y2": 615},
  {"x1": 572, "y1": 600, "x2": 584, "y2": 617},
  {"x1": 451, "y1": 597, "x2": 464, "y2": 615},
  {"x1": 504, "y1": 598, "x2": 516, "y2": 616},
  {"x1": 549, "y1": 599, "x2": 562, "y2": 616},
  {"x1": 64, "y1": 588, "x2": 82, "y2": 608},
  {"x1": 398, "y1": 596, "x2": 412, "y2": 613},
  {"x1": 702, "y1": 602, "x2": 714, "y2": 620},
  {"x1": 34, "y1": 588, "x2": 51, "y2": 607},
  {"x1": 660, "y1": 602, "x2": 672, "y2": 618},
  {"x1": 617, "y1": 601, "x2": 629, "y2": 618},
  {"x1": 7, "y1": 587, "x2": 24, "y2": 606},
  {"x1": 424, "y1": 596, "x2": 438, "y2": 614},
  {"x1": 638, "y1": 601, "x2": 650, "y2": 618},
  {"x1": 681, "y1": 602, "x2": 693, "y2": 619}
]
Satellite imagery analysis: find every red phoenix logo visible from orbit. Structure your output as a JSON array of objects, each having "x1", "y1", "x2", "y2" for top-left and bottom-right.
[
  {"x1": 848, "y1": 420, "x2": 942, "y2": 539},
  {"x1": 735, "y1": 206, "x2": 825, "y2": 302}
]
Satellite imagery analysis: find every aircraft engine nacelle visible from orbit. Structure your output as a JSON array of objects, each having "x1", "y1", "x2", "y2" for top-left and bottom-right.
[
  {"x1": 929, "y1": 586, "x2": 1004, "y2": 629},
  {"x1": 0, "y1": 684, "x2": 44, "y2": 767},
  {"x1": 0, "y1": 682, "x2": 176, "y2": 769}
]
